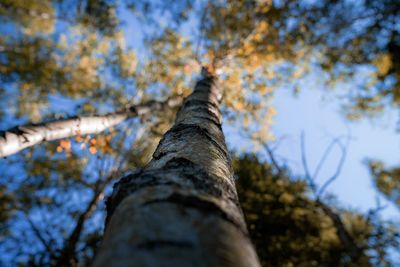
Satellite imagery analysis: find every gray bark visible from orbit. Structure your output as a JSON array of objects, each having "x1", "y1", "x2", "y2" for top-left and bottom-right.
[
  {"x1": 0, "y1": 97, "x2": 182, "y2": 157},
  {"x1": 92, "y1": 73, "x2": 261, "y2": 267}
]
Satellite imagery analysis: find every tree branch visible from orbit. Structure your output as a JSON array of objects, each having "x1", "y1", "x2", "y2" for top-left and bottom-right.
[
  {"x1": 313, "y1": 137, "x2": 341, "y2": 179},
  {"x1": 0, "y1": 96, "x2": 182, "y2": 157},
  {"x1": 26, "y1": 216, "x2": 56, "y2": 258},
  {"x1": 300, "y1": 132, "x2": 317, "y2": 193},
  {"x1": 316, "y1": 200, "x2": 366, "y2": 263},
  {"x1": 55, "y1": 156, "x2": 127, "y2": 265},
  {"x1": 300, "y1": 133, "x2": 367, "y2": 263},
  {"x1": 317, "y1": 137, "x2": 349, "y2": 197}
]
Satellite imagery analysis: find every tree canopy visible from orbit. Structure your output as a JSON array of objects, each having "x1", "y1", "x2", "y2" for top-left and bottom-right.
[{"x1": 0, "y1": 0, "x2": 399, "y2": 266}]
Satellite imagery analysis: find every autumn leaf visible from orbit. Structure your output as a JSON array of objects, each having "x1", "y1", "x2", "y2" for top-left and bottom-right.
[{"x1": 89, "y1": 146, "x2": 97, "y2": 154}]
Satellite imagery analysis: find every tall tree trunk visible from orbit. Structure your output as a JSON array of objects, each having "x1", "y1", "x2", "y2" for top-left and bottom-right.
[
  {"x1": 0, "y1": 96, "x2": 181, "y2": 157},
  {"x1": 92, "y1": 72, "x2": 261, "y2": 267}
]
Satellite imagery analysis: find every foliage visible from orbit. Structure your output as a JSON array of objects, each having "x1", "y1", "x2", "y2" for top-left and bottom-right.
[
  {"x1": 212, "y1": 0, "x2": 399, "y2": 120},
  {"x1": 0, "y1": 0, "x2": 140, "y2": 123},
  {"x1": 2, "y1": 0, "x2": 398, "y2": 143},
  {"x1": 0, "y1": 0, "x2": 399, "y2": 266},
  {"x1": 369, "y1": 161, "x2": 400, "y2": 209},
  {"x1": 0, "y1": 124, "x2": 152, "y2": 266},
  {"x1": 235, "y1": 155, "x2": 400, "y2": 267},
  {"x1": 122, "y1": 0, "x2": 400, "y2": 151},
  {"x1": 1, "y1": 153, "x2": 398, "y2": 266}
]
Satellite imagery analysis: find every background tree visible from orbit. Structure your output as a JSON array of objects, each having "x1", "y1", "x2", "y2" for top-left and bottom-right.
[
  {"x1": 369, "y1": 161, "x2": 400, "y2": 210},
  {"x1": 234, "y1": 155, "x2": 399, "y2": 267},
  {"x1": 2, "y1": 150, "x2": 399, "y2": 266}
]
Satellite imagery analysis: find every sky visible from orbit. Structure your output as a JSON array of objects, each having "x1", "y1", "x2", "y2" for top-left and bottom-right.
[
  {"x1": 222, "y1": 70, "x2": 400, "y2": 220},
  {"x1": 270, "y1": 74, "x2": 400, "y2": 219},
  {"x1": 0, "y1": 1, "x2": 399, "y2": 265}
]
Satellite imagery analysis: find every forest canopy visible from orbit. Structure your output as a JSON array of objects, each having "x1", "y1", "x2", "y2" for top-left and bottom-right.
[{"x1": 0, "y1": 0, "x2": 399, "y2": 266}]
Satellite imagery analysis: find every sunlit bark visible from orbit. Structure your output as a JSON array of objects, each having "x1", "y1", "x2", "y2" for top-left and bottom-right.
[
  {"x1": 0, "y1": 97, "x2": 182, "y2": 157},
  {"x1": 93, "y1": 72, "x2": 261, "y2": 267}
]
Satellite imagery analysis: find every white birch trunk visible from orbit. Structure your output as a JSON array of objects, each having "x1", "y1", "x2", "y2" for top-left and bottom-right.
[
  {"x1": 92, "y1": 74, "x2": 261, "y2": 267},
  {"x1": 0, "y1": 97, "x2": 182, "y2": 157}
]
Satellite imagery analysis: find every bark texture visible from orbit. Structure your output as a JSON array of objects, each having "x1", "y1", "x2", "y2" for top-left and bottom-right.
[
  {"x1": 0, "y1": 97, "x2": 181, "y2": 157},
  {"x1": 92, "y1": 75, "x2": 261, "y2": 267}
]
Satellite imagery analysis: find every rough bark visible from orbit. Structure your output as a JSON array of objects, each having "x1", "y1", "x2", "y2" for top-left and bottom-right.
[
  {"x1": 0, "y1": 96, "x2": 182, "y2": 157},
  {"x1": 92, "y1": 74, "x2": 261, "y2": 267}
]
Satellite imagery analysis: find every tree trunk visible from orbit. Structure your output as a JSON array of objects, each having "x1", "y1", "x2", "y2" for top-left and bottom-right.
[
  {"x1": 0, "y1": 96, "x2": 181, "y2": 157},
  {"x1": 92, "y1": 73, "x2": 261, "y2": 267}
]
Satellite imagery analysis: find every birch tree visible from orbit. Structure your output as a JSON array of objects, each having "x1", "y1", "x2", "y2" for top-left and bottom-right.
[
  {"x1": 1, "y1": 1, "x2": 399, "y2": 266},
  {"x1": 0, "y1": 96, "x2": 182, "y2": 157},
  {"x1": 3, "y1": 0, "x2": 398, "y2": 158},
  {"x1": 92, "y1": 70, "x2": 261, "y2": 267}
]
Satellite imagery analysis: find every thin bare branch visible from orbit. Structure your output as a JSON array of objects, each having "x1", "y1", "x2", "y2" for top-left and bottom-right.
[
  {"x1": 26, "y1": 216, "x2": 55, "y2": 257},
  {"x1": 313, "y1": 137, "x2": 341, "y2": 180},
  {"x1": 56, "y1": 187, "x2": 104, "y2": 264},
  {"x1": 366, "y1": 196, "x2": 387, "y2": 222},
  {"x1": 317, "y1": 137, "x2": 349, "y2": 197},
  {"x1": 261, "y1": 142, "x2": 283, "y2": 174},
  {"x1": 56, "y1": 166, "x2": 120, "y2": 265},
  {"x1": 239, "y1": 131, "x2": 283, "y2": 173},
  {"x1": 316, "y1": 200, "x2": 366, "y2": 263},
  {"x1": 299, "y1": 133, "x2": 366, "y2": 263},
  {"x1": 300, "y1": 132, "x2": 317, "y2": 193}
]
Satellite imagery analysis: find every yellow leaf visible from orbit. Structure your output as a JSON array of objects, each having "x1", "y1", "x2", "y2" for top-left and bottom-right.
[
  {"x1": 243, "y1": 115, "x2": 250, "y2": 128},
  {"x1": 21, "y1": 83, "x2": 32, "y2": 91},
  {"x1": 89, "y1": 146, "x2": 97, "y2": 154},
  {"x1": 234, "y1": 101, "x2": 245, "y2": 111},
  {"x1": 373, "y1": 53, "x2": 392, "y2": 76}
]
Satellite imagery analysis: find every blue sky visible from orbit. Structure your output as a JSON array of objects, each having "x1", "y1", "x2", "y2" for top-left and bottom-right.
[
  {"x1": 0, "y1": 2, "x2": 399, "y2": 265},
  {"x1": 270, "y1": 75, "x2": 399, "y2": 219},
  {"x1": 223, "y1": 74, "x2": 400, "y2": 220},
  {"x1": 1, "y1": 1, "x2": 399, "y2": 265}
]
